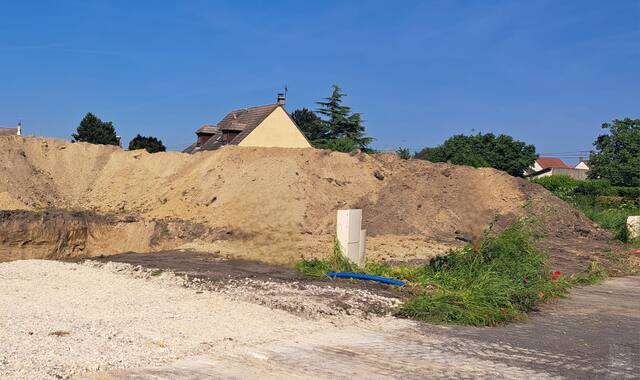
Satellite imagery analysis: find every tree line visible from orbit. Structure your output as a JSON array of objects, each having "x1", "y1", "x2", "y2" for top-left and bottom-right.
[
  {"x1": 291, "y1": 87, "x2": 637, "y2": 186},
  {"x1": 70, "y1": 85, "x2": 638, "y2": 186},
  {"x1": 72, "y1": 112, "x2": 166, "y2": 153}
]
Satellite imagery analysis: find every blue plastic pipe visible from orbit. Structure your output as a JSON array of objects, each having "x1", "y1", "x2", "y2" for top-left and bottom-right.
[{"x1": 326, "y1": 272, "x2": 405, "y2": 286}]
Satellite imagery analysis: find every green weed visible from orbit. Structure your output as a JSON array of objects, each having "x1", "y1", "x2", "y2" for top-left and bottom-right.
[
  {"x1": 297, "y1": 223, "x2": 600, "y2": 326},
  {"x1": 532, "y1": 176, "x2": 639, "y2": 243}
]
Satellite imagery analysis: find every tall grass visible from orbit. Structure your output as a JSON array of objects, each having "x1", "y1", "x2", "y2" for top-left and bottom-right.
[
  {"x1": 396, "y1": 224, "x2": 570, "y2": 325},
  {"x1": 298, "y1": 223, "x2": 600, "y2": 326},
  {"x1": 531, "y1": 176, "x2": 639, "y2": 243}
]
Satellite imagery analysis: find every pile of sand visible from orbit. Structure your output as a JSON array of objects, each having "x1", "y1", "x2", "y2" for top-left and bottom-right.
[{"x1": 0, "y1": 136, "x2": 612, "y2": 268}]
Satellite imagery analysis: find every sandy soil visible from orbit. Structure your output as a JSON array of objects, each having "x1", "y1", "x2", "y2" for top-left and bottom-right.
[
  {"x1": 0, "y1": 136, "x2": 618, "y2": 271},
  {"x1": 0, "y1": 260, "x2": 396, "y2": 379}
]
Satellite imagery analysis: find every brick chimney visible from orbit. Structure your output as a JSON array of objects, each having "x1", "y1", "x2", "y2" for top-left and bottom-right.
[{"x1": 276, "y1": 93, "x2": 286, "y2": 106}]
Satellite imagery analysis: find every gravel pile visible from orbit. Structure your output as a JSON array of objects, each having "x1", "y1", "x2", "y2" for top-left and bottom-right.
[{"x1": 0, "y1": 260, "x2": 385, "y2": 379}]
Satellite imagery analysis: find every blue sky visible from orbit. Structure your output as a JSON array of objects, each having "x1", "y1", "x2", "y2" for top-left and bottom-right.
[{"x1": 1, "y1": 1, "x2": 638, "y2": 160}]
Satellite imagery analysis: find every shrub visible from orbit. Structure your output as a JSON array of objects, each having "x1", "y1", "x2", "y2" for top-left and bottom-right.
[
  {"x1": 128, "y1": 134, "x2": 166, "y2": 153},
  {"x1": 595, "y1": 195, "x2": 625, "y2": 208},
  {"x1": 582, "y1": 207, "x2": 637, "y2": 242},
  {"x1": 531, "y1": 175, "x2": 581, "y2": 201},
  {"x1": 575, "y1": 179, "x2": 614, "y2": 197}
]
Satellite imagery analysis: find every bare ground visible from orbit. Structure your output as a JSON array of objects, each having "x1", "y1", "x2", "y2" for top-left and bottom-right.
[
  {"x1": 2, "y1": 259, "x2": 636, "y2": 379},
  {"x1": 87, "y1": 277, "x2": 640, "y2": 380},
  {"x1": 0, "y1": 136, "x2": 623, "y2": 272}
]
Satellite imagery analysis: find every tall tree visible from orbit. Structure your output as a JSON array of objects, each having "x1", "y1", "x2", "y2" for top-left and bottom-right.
[
  {"x1": 588, "y1": 118, "x2": 640, "y2": 187},
  {"x1": 415, "y1": 133, "x2": 537, "y2": 177},
  {"x1": 315, "y1": 85, "x2": 373, "y2": 150},
  {"x1": 291, "y1": 85, "x2": 373, "y2": 152},
  {"x1": 128, "y1": 134, "x2": 166, "y2": 153},
  {"x1": 72, "y1": 112, "x2": 119, "y2": 145},
  {"x1": 291, "y1": 108, "x2": 326, "y2": 141}
]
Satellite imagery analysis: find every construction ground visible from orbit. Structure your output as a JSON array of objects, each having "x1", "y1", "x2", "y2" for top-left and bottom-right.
[{"x1": 0, "y1": 136, "x2": 638, "y2": 379}]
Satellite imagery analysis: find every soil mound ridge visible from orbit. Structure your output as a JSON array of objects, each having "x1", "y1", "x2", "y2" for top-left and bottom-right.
[{"x1": 0, "y1": 136, "x2": 613, "y2": 269}]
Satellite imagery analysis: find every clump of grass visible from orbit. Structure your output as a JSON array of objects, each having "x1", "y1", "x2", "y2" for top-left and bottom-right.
[
  {"x1": 297, "y1": 223, "x2": 603, "y2": 326},
  {"x1": 580, "y1": 206, "x2": 639, "y2": 242},
  {"x1": 396, "y1": 224, "x2": 570, "y2": 326},
  {"x1": 150, "y1": 269, "x2": 164, "y2": 277},
  {"x1": 296, "y1": 240, "x2": 357, "y2": 276},
  {"x1": 567, "y1": 261, "x2": 607, "y2": 286},
  {"x1": 532, "y1": 175, "x2": 640, "y2": 243}
]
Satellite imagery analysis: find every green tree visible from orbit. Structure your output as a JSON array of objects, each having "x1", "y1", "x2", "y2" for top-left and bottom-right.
[
  {"x1": 291, "y1": 85, "x2": 373, "y2": 152},
  {"x1": 414, "y1": 133, "x2": 537, "y2": 177},
  {"x1": 72, "y1": 112, "x2": 119, "y2": 145},
  {"x1": 291, "y1": 108, "x2": 326, "y2": 141},
  {"x1": 314, "y1": 85, "x2": 373, "y2": 150},
  {"x1": 314, "y1": 137, "x2": 359, "y2": 153},
  {"x1": 128, "y1": 134, "x2": 166, "y2": 153},
  {"x1": 396, "y1": 147, "x2": 411, "y2": 160},
  {"x1": 588, "y1": 118, "x2": 640, "y2": 186}
]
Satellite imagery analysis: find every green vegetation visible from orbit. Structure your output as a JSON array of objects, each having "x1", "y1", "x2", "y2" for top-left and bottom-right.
[
  {"x1": 291, "y1": 85, "x2": 373, "y2": 152},
  {"x1": 150, "y1": 269, "x2": 164, "y2": 277},
  {"x1": 414, "y1": 133, "x2": 537, "y2": 177},
  {"x1": 396, "y1": 147, "x2": 412, "y2": 160},
  {"x1": 72, "y1": 112, "x2": 120, "y2": 146},
  {"x1": 298, "y1": 223, "x2": 604, "y2": 326},
  {"x1": 128, "y1": 134, "x2": 167, "y2": 153},
  {"x1": 588, "y1": 118, "x2": 640, "y2": 187},
  {"x1": 531, "y1": 175, "x2": 639, "y2": 242}
]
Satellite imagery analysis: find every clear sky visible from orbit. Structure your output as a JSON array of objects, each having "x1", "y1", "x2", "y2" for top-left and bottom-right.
[{"x1": 1, "y1": 1, "x2": 638, "y2": 160}]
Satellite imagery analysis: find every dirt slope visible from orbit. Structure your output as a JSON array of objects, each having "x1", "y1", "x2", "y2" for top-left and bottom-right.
[{"x1": 0, "y1": 136, "x2": 614, "y2": 269}]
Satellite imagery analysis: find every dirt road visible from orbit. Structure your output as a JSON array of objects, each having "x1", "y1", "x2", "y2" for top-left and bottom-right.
[
  {"x1": 2, "y1": 258, "x2": 638, "y2": 379},
  {"x1": 85, "y1": 277, "x2": 640, "y2": 379}
]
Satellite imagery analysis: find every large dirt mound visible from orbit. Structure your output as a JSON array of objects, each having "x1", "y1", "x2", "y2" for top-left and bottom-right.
[{"x1": 0, "y1": 136, "x2": 613, "y2": 270}]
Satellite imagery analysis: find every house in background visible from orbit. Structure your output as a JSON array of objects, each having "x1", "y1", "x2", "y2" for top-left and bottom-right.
[
  {"x1": 0, "y1": 122, "x2": 21, "y2": 137},
  {"x1": 525, "y1": 156, "x2": 589, "y2": 180},
  {"x1": 183, "y1": 94, "x2": 311, "y2": 153}
]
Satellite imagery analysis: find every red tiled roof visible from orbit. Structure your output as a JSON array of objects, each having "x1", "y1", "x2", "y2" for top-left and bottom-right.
[{"x1": 536, "y1": 157, "x2": 571, "y2": 169}]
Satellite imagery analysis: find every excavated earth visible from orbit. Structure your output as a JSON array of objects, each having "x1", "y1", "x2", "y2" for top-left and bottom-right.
[{"x1": 0, "y1": 136, "x2": 623, "y2": 273}]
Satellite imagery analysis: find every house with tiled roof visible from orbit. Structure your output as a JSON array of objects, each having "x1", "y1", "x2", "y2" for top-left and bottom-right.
[
  {"x1": 525, "y1": 156, "x2": 589, "y2": 180},
  {"x1": 183, "y1": 94, "x2": 311, "y2": 153}
]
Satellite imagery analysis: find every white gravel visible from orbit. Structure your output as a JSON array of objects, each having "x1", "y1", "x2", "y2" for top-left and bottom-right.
[{"x1": 0, "y1": 260, "x2": 371, "y2": 379}]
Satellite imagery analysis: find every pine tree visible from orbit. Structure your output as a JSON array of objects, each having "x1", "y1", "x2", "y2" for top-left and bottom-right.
[
  {"x1": 314, "y1": 85, "x2": 373, "y2": 150},
  {"x1": 72, "y1": 113, "x2": 119, "y2": 146}
]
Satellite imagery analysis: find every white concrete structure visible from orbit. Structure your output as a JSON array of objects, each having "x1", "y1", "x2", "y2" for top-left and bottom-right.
[
  {"x1": 627, "y1": 216, "x2": 640, "y2": 241},
  {"x1": 336, "y1": 209, "x2": 366, "y2": 267},
  {"x1": 575, "y1": 160, "x2": 589, "y2": 170}
]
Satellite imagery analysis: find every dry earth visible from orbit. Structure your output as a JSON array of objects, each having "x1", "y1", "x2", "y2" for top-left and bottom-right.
[{"x1": 0, "y1": 136, "x2": 618, "y2": 272}]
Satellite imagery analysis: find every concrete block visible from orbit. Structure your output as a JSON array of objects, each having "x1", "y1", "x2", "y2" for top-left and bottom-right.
[
  {"x1": 337, "y1": 209, "x2": 362, "y2": 244},
  {"x1": 628, "y1": 216, "x2": 640, "y2": 240},
  {"x1": 336, "y1": 209, "x2": 365, "y2": 267},
  {"x1": 358, "y1": 229, "x2": 366, "y2": 267}
]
